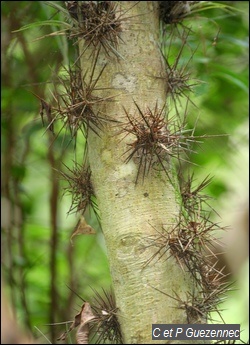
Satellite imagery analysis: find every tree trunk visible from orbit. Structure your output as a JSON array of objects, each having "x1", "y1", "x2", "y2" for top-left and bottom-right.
[{"x1": 78, "y1": 2, "x2": 201, "y2": 343}]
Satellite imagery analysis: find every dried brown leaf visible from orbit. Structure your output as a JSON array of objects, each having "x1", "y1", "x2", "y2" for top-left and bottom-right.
[
  {"x1": 76, "y1": 302, "x2": 96, "y2": 344},
  {"x1": 70, "y1": 216, "x2": 96, "y2": 245},
  {"x1": 57, "y1": 302, "x2": 96, "y2": 343}
]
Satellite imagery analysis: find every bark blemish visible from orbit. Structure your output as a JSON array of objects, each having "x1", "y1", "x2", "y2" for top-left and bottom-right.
[{"x1": 112, "y1": 73, "x2": 137, "y2": 92}]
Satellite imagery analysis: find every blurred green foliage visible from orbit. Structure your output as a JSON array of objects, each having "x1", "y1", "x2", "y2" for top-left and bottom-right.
[{"x1": 1, "y1": 1, "x2": 248, "y2": 344}]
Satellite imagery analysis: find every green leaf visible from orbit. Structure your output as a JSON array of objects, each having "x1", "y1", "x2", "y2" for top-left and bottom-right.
[
  {"x1": 210, "y1": 64, "x2": 249, "y2": 94},
  {"x1": 212, "y1": 72, "x2": 248, "y2": 94},
  {"x1": 190, "y1": 1, "x2": 244, "y2": 15},
  {"x1": 43, "y1": 1, "x2": 70, "y2": 16},
  {"x1": 12, "y1": 20, "x2": 71, "y2": 33}
]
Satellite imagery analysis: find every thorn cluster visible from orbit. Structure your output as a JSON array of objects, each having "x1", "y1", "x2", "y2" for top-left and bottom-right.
[
  {"x1": 120, "y1": 101, "x2": 202, "y2": 184},
  {"x1": 57, "y1": 287, "x2": 122, "y2": 343},
  {"x1": 120, "y1": 102, "x2": 170, "y2": 184},
  {"x1": 163, "y1": 290, "x2": 209, "y2": 324},
  {"x1": 165, "y1": 288, "x2": 231, "y2": 325},
  {"x1": 179, "y1": 172, "x2": 214, "y2": 214},
  {"x1": 146, "y1": 209, "x2": 230, "y2": 323},
  {"x1": 159, "y1": 1, "x2": 198, "y2": 25},
  {"x1": 53, "y1": 62, "x2": 112, "y2": 140},
  {"x1": 68, "y1": 1, "x2": 123, "y2": 57},
  {"x1": 89, "y1": 288, "x2": 122, "y2": 344},
  {"x1": 159, "y1": 29, "x2": 200, "y2": 114},
  {"x1": 59, "y1": 161, "x2": 97, "y2": 216}
]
